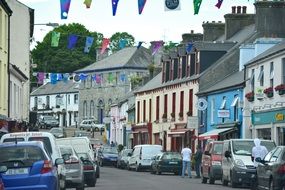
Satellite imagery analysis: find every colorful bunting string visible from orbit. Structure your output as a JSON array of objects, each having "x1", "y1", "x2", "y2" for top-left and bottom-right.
[
  {"x1": 186, "y1": 43, "x2": 193, "y2": 53},
  {"x1": 152, "y1": 41, "x2": 164, "y2": 56},
  {"x1": 119, "y1": 39, "x2": 127, "y2": 49},
  {"x1": 84, "y1": 36, "x2": 94, "y2": 53}
]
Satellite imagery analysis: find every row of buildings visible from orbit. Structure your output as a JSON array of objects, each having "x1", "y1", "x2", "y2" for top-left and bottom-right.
[{"x1": 28, "y1": 1, "x2": 285, "y2": 152}]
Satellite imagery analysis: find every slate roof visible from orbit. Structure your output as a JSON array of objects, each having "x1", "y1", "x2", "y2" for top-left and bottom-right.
[
  {"x1": 30, "y1": 81, "x2": 79, "y2": 96},
  {"x1": 197, "y1": 71, "x2": 244, "y2": 95},
  {"x1": 245, "y1": 40, "x2": 285, "y2": 66},
  {"x1": 193, "y1": 41, "x2": 236, "y2": 51},
  {"x1": 76, "y1": 46, "x2": 151, "y2": 73}
]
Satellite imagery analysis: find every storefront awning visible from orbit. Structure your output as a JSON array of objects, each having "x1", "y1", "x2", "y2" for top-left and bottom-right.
[
  {"x1": 168, "y1": 128, "x2": 194, "y2": 137},
  {"x1": 198, "y1": 127, "x2": 234, "y2": 140}
]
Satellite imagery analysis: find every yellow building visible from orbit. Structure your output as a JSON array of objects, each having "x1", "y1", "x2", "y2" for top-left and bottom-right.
[{"x1": 0, "y1": 0, "x2": 12, "y2": 118}]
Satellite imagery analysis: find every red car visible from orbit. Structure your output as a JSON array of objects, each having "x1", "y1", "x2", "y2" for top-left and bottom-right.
[{"x1": 201, "y1": 141, "x2": 223, "y2": 184}]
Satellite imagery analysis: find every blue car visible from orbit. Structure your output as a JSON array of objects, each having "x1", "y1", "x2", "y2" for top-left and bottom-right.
[
  {"x1": 97, "y1": 146, "x2": 118, "y2": 167},
  {"x1": 0, "y1": 141, "x2": 64, "y2": 190}
]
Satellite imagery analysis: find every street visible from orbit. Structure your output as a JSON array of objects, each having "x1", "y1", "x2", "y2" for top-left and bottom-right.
[{"x1": 67, "y1": 167, "x2": 246, "y2": 190}]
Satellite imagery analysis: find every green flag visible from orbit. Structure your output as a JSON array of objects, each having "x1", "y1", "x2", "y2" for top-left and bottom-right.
[
  {"x1": 193, "y1": 0, "x2": 202, "y2": 15},
  {"x1": 108, "y1": 73, "x2": 114, "y2": 83},
  {"x1": 51, "y1": 31, "x2": 61, "y2": 47}
]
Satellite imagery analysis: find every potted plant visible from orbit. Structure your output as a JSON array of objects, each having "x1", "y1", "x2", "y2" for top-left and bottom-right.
[
  {"x1": 263, "y1": 87, "x2": 274, "y2": 98},
  {"x1": 274, "y1": 84, "x2": 285, "y2": 95},
  {"x1": 187, "y1": 110, "x2": 192, "y2": 116},
  {"x1": 178, "y1": 112, "x2": 183, "y2": 120},
  {"x1": 245, "y1": 91, "x2": 254, "y2": 102},
  {"x1": 170, "y1": 112, "x2": 175, "y2": 118},
  {"x1": 162, "y1": 113, "x2": 167, "y2": 122}
]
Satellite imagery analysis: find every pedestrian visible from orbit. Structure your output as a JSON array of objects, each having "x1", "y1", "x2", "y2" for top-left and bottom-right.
[
  {"x1": 251, "y1": 138, "x2": 268, "y2": 190},
  {"x1": 181, "y1": 144, "x2": 192, "y2": 178},
  {"x1": 111, "y1": 141, "x2": 115, "y2": 147},
  {"x1": 194, "y1": 145, "x2": 202, "y2": 178}
]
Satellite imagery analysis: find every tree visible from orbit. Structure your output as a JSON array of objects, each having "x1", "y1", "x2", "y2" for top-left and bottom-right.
[{"x1": 109, "y1": 32, "x2": 135, "y2": 52}]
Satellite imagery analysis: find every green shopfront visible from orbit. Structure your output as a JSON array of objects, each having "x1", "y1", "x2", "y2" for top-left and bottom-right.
[{"x1": 252, "y1": 109, "x2": 285, "y2": 145}]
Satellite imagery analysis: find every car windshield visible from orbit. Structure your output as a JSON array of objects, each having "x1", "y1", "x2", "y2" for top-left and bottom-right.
[
  {"x1": 213, "y1": 143, "x2": 223, "y2": 155},
  {"x1": 103, "y1": 147, "x2": 118, "y2": 154},
  {"x1": 60, "y1": 146, "x2": 73, "y2": 155},
  {"x1": 28, "y1": 137, "x2": 53, "y2": 155},
  {"x1": 143, "y1": 147, "x2": 162, "y2": 156},
  {"x1": 162, "y1": 153, "x2": 181, "y2": 160},
  {"x1": 77, "y1": 153, "x2": 89, "y2": 160},
  {"x1": 233, "y1": 140, "x2": 275, "y2": 156}
]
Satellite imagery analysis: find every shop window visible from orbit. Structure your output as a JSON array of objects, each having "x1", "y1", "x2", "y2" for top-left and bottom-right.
[
  {"x1": 231, "y1": 95, "x2": 239, "y2": 121},
  {"x1": 258, "y1": 65, "x2": 264, "y2": 86},
  {"x1": 250, "y1": 69, "x2": 255, "y2": 91},
  {"x1": 220, "y1": 96, "x2": 226, "y2": 109}
]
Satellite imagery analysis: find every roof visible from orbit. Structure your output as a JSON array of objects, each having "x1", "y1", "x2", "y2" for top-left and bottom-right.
[
  {"x1": 245, "y1": 40, "x2": 285, "y2": 66},
  {"x1": 76, "y1": 46, "x2": 151, "y2": 73},
  {"x1": 197, "y1": 71, "x2": 244, "y2": 95},
  {"x1": 193, "y1": 41, "x2": 236, "y2": 51},
  {"x1": 30, "y1": 80, "x2": 79, "y2": 96}
]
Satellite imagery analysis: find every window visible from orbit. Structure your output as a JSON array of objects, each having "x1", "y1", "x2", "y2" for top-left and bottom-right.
[
  {"x1": 250, "y1": 69, "x2": 255, "y2": 91},
  {"x1": 270, "y1": 62, "x2": 274, "y2": 87},
  {"x1": 67, "y1": 95, "x2": 70, "y2": 105},
  {"x1": 270, "y1": 148, "x2": 282, "y2": 162},
  {"x1": 258, "y1": 65, "x2": 264, "y2": 86},
  {"x1": 172, "y1": 92, "x2": 176, "y2": 115},
  {"x1": 34, "y1": 97, "x2": 38, "y2": 108},
  {"x1": 232, "y1": 95, "x2": 239, "y2": 121},
  {"x1": 156, "y1": 96, "x2": 160, "y2": 121},
  {"x1": 164, "y1": 94, "x2": 168, "y2": 115},
  {"x1": 137, "y1": 101, "x2": 140, "y2": 123},
  {"x1": 180, "y1": 91, "x2": 184, "y2": 115},
  {"x1": 188, "y1": 89, "x2": 193, "y2": 116},
  {"x1": 149, "y1": 99, "x2": 152, "y2": 122},
  {"x1": 83, "y1": 101, "x2": 87, "y2": 118},
  {"x1": 90, "y1": 100, "x2": 94, "y2": 117},
  {"x1": 170, "y1": 60, "x2": 173, "y2": 80},
  {"x1": 211, "y1": 98, "x2": 215, "y2": 124},
  {"x1": 143, "y1": 100, "x2": 146, "y2": 122},
  {"x1": 220, "y1": 96, "x2": 226, "y2": 109},
  {"x1": 46, "y1": 96, "x2": 50, "y2": 108},
  {"x1": 74, "y1": 94, "x2": 78, "y2": 104}
]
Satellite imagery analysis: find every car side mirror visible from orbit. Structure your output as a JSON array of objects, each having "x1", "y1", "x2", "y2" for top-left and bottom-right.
[
  {"x1": 255, "y1": 157, "x2": 262, "y2": 163},
  {"x1": 55, "y1": 158, "x2": 64, "y2": 166},
  {"x1": 225, "y1": 150, "x2": 231, "y2": 158},
  {"x1": 204, "y1": 151, "x2": 210, "y2": 156},
  {"x1": 127, "y1": 153, "x2": 132, "y2": 157},
  {"x1": 0, "y1": 166, "x2": 7, "y2": 173}
]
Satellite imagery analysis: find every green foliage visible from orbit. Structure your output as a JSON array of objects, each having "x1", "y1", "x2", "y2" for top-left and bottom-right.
[
  {"x1": 109, "y1": 32, "x2": 135, "y2": 52},
  {"x1": 129, "y1": 74, "x2": 143, "y2": 87}
]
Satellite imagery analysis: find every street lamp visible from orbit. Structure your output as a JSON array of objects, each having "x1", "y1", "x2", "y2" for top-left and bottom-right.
[{"x1": 34, "y1": 22, "x2": 59, "y2": 27}]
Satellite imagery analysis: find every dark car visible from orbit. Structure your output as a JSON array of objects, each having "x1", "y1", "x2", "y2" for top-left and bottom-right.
[
  {"x1": 256, "y1": 146, "x2": 285, "y2": 190},
  {"x1": 117, "y1": 149, "x2": 132, "y2": 169},
  {"x1": 49, "y1": 127, "x2": 67, "y2": 138},
  {"x1": 97, "y1": 147, "x2": 118, "y2": 167},
  {"x1": 201, "y1": 141, "x2": 223, "y2": 184},
  {"x1": 151, "y1": 152, "x2": 182, "y2": 175},
  {"x1": 38, "y1": 115, "x2": 59, "y2": 129},
  {"x1": 78, "y1": 153, "x2": 97, "y2": 187}
]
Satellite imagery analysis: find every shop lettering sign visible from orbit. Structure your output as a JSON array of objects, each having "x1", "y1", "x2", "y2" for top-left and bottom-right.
[
  {"x1": 275, "y1": 113, "x2": 284, "y2": 121},
  {"x1": 217, "y1": 110, "x2": 230, "y2": 118}
]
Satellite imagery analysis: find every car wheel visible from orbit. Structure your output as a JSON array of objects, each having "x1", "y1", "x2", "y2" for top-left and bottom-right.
[
  {"x1": 209, "y1": 177, "x2": 215, "y2": 184},
  {"x1": 202, "y1": 177, "x2": 207, "y2": 184},
  {"x1": 76, "y1": 181, "x2": 85, "y2": 190}
]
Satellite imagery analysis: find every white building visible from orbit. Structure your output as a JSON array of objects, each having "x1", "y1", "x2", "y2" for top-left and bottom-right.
[{"x1": 30, "y1": 81, "x2": 79, "y2": 127}]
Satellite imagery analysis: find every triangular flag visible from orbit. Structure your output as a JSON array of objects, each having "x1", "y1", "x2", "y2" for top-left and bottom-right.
[
  {"x1": 73, "y1": 74, "x2": 81, "y2": 83},
  {"x1": 152, "y1": 41, "x2": 164, "y2": 56},
  {"x1": 80, "y1": 73, "x2": 88, "y2": 81},
  {"x1": 137, "y1": 41, "x2": 143, "y2": 49},
  {"x1": 51, "y1": 31, "x2": 61, "y2": 47},
  {"x1": 186, "y1": 43, "x2": 193, "y2": 53},
  {"x1": 50, "y1": 73, "x2": 58, "y2": 85},
  {"x1": 101, "y1": 38, "x2": 110, "y2": 54},
  {"x1": 96, "y1": 75, "x2": 102, "y2": 84},
  {"x1": 165, "y1": 0, "x2": 181, "y2": 11},
  {"x1": 57, "y1": 73, "x2": 63, "y2": 81},
  {"x1": 120, "y1": 74, "x2": 126, "y2": 82},
  {"x1": 37, "y1": 72, "x2": 45, "y2": 84},
  {"x1": 60, "y1": 0, "x2": 71, "y2": 19},
  {"x1": 112, "y1": 0, "x2": 119, "y2": 16},
  {"x1": 215, "y1": 0, "x2": 223, "y2": 9},
  {"x1": 84, "y1": 0, "x2": 92, "y2": 8},
  {"x1": 138, "y1": 0, "x2": 147, "y2": 15},
  {"x1": 63, "y1": 73, "x2": 69, "y2": 83},
  {"x1": 84, "y1": 36, "x2": 94, "y2": 53},
  {"x1": 193, "y1": 0, "x2": 202, "y2": 15},
  {"x1": 119, "y1": 39, "x2": 127, "y2": 49},
  {"x1": 108, "y1": 73, "x2": 114, "y2": 83},
  {"x1": 91, "y1": 74, "x2": 96, "y2": 81},
  {"x1": 67, "y1": 34, "x2": 78, "y2": 49}
]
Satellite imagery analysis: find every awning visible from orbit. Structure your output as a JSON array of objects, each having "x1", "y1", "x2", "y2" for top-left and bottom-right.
[
  {"x1": 168, "y1": 128, "x2": 194, "y2": 137},
  {"x1": 198, "y1": 127, "x2": 234, "y2": 140}
]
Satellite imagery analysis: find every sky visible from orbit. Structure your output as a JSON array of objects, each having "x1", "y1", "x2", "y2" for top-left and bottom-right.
[{"x1": 17, "y1": 0, "x2": 256, "y2": 48}]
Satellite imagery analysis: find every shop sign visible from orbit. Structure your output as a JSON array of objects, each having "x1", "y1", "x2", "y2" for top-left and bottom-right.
[
  {"x1": 252, "y1": 109, "x2": 285, "y2": 125},
  {"x1": 275, "y1": 113, "x2": 284, "y2": 121},
  {"x1": 187, "y1": 116, "x2": 198, "y2": 129},
  {"x1": 217, "y1": 110, "x2": 230, "y2": 118}
]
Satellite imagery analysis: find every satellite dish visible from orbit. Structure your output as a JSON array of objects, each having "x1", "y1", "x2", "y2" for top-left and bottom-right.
[{"x1": 197, "y1": 98, "x2": 208, "y2": 111}]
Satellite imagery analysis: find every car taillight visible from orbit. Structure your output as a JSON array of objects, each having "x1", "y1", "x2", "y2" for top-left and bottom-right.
[
  {"x1": 277, "y1": 164, "x2": 285, "y2": 174},
  {"x1": 83, "y1": 165, "x2": 94, "y2": 170},
  {"x1": 41, "y1": 160, "x2": 53, "y2": 174}
]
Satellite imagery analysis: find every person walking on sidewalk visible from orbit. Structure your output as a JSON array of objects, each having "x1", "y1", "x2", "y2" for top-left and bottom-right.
[
  {"x1": 194, "y1": 145, "x2": 202, "y2": 178},
  {"x1": 181, "y1": 144, "x2": 192, "y2": 178}
]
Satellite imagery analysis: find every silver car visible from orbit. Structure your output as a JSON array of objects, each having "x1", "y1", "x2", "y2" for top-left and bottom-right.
[
  {"x1": 59, "y1": 145, "x2": 85, "y2": 190},
  {"x1": 79, "y1": 119, "x2": 105, "y2": 131}
]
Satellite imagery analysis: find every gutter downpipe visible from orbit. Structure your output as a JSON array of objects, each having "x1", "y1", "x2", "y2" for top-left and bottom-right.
[{"x1": 7, "y1": 12, "x2": 11, "y2": 118}]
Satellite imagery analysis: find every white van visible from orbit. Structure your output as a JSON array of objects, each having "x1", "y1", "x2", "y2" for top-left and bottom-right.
[
  {"x1": 0, "y1": 132, "x2": 66, "y2": 189},
  {"x1": 56, "y1": 137, "x2": 95, "y2": 161},
  {"x1": 221, "y1": 139, "x2": 276, "y2": 188},
  {"x1": 128, "y1": 144, "x2": 162, "y2": 171}
]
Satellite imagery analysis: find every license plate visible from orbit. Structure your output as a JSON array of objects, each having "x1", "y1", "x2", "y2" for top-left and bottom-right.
[
  {"x1": 6, "y1": 168, "x2": 29, "y2": 175},
  {"x1": 169, "y1": 162, "x2": 178, "y2": 164}
]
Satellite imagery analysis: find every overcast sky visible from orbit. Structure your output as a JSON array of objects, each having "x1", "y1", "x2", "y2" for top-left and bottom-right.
[{"x1": 18, "y1": 0, "x2": 255, "y2": 47}]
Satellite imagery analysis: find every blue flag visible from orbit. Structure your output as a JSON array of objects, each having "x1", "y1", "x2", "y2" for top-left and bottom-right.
[
  {"x1": 119, "y1": 39, "x2": 127, "y2": 49},
  {"x1": 137, "y1": 41, "x2": 143, "y2": 49},
  {"x1": 84, "y1": 36, "x2": 94, "y2": 53},
  {"x1": 112, "y1": 0, "x2": 119, "y2": 16},
  {"x1": 68, "y1": 34, "x2": 78, "y2": 49},
  {"x1": 186, "y1": 43, "x2": 193, "y2": 53},
  {"x1": 50, "y1": 73, "x2": 58, "y2": 84}
]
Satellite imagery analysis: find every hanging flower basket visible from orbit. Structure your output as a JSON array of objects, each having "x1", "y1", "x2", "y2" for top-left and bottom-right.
[
  {"x1": 263, "y1": 87, "x2": 274, "y2": 98},
  {"x1": 245, "y1": 91, "x2": 254, "y2": 102},
  {"x1": 274, "y1": 84, "x2": 285, "y2": 95}
]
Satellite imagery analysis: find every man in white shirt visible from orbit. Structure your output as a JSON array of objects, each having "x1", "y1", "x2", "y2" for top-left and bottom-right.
[{"x1": 181, "y1": 144, "x2": 192, "y2": 178}]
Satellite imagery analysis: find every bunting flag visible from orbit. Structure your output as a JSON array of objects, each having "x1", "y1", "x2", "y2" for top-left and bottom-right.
[
  {"x1": 137, "y1": 41, "x2": 143, "y2": 49},
  {"x1": 120, "y1": 74, "x2": 126, "y2": 82},
  {"x1": 63, "y1": 73, "x2": 69, "y2": 83},
  {"x1": 73, "y1": 74, "x2": 81, "y2": 83},
  {"x1": 60, "y1": 0, "x2": 71, "y2": 19},
  {"x1": 119, "y1": 39, "x2": 127, "y2": 49},
  {"x1": 101, "y1": 38, "x2": 110, "y2": 54},
  {"x1": 57, "y1": 73, "x2": 63, "y2": 81},
  {"x1": 215, "y1": 0, "x2": 223, "y2": 9},
  {"x1": 37, "y1": 72, "x2": 45, "y2": 84},
  {"x1": 138, "y1": 0, "x2": 147, "y2": 15},
  {"x1": 193, "y1": 0, "x2": 202, "y2": 15},
  {"x1": 96, "y1": 74, "x2": 102, "y2": 84},
  {"x1": 91, "y1": 74, "x2": 96, "y2": 81},
  {"x1": 84, "y1": 36, "x2": 94, "y2": 53},
  {"x1": 67, "y1": 34, "x2": 78, "y2": 49},
  {"x1": 51, "y1": 31, "x2": 61, "y2": 47},
  {"x1": 50, "y1": 73, "x2": 58, "y2": 85},
  {"x1": 112, "y1": 0, "x2": 120, "y2": 16},
  {"x1": 165, "y1": 0, "x2": 181, "y2": 11},
  {"x1": 84, "y1": 0, "x2": 92, "y2": 8},
  {"x1": 152, "y1": 41, "x2": 164, "y2": 56},
  {"x1": 108, "y1": 73, "x2": 114, "y2": 83},
  {"x1": 80, "y1": 73, "x2": 88, "y2": 81},
  {"x1": 186, "y1": 43, "x2": 193, "y2": 53}
]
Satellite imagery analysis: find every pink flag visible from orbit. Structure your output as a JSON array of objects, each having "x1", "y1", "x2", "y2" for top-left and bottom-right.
[
  {"x1": 37, "y1": 72, "x2": 45, "y2": 84},
  {"x1": 138, "y1": 0, "x2": 147, "y2": 15},
  {"x1": 152, "y1": 41, "x2": 164, "y2": 55},
  {"x1": 101, "y1": 38, "x2": 110, "y2": 54}
]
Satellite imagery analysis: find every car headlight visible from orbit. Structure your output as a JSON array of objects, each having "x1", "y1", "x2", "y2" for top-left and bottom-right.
[
  {"x1": 212, "y1": 161, "x2": 221, "y2": 165},
  {"x1": 234, "y1": 159, "x2": 245, "y2": 167}
]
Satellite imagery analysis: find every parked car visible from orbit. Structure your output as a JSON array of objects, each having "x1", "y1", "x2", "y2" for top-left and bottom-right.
[
  {"x1": 222, "y1": 139, "x2": 276, "y2": 188},
  {"x1": 79, "y1": 119, "x2": 105, "y2": 132},
  {"x1": 150, "y1": 152, "x2": 182, "y2": 175},
  {"x1": 38, "y1": 115, "x2": 59, "y2": 129},
  {"x1": 59, "y1": 145, "x2": 85, "y2": 190},
  {"x1": 0, "y1": 132, "x2": 67, "y2": 190},
  {"x1": 0, "y1": 141, "x2": 64, "y2": 190},
  {"x1": 128, "y1": 144, "x2": 163, "y2": 171},
  {"x1": 201, "y1": 140, "x2": 223, "y2": 184},
  {"x1": 77, "y1": 153, "x2": 97, "y2": 187},
  {"x1": 97, "y1": 146, "x2": 118, "y2": 167},
  {"x1": 49, "y1": 127, "x2": 67, "y2": 138},
  {"x1": 117, "y1": 149, "x2": 133, "y2": 169},
  {"x1": 0, "y1": 166, "x2": 6, "y2": 190},
  {"x1": 256, "y1": 146, "x2": 285, "y2": 190}
]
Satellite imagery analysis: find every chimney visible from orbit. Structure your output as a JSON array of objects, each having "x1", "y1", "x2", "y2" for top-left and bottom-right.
[
  {"x1": 182, "y1": 30, "x2": 203, "y2": 43},
  {"x1": 202, "y1": 21, "x2": 225, "y2": 41},
  {"x1": 255, "y1": 1, "x2": 285, "y2": 38},
  {"x1": 224, "y1": 6, "x2": 255, "y2": 40}
]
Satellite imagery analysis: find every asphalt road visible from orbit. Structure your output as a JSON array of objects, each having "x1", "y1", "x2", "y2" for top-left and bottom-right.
[{"x1": 67, "y1": 167, "x2": 247, "y2": 190}]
